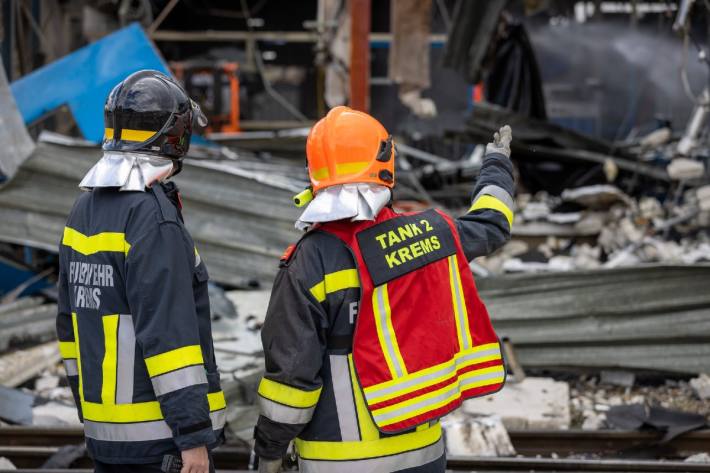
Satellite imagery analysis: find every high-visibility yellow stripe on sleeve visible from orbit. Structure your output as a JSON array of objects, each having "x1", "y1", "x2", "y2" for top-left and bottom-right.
[
  {"x1": 144, "y1": 345, "x2": 204, "y2": 378},
  {"x1": 309, "y1": 269, "x2": 360, "y2": 303},
  {"x1": 208, "y1": 391, "x2": 227, "y2": 411},
  {"x1": 105, "y1": 128, "x2": 157, "y2": 142},
  {"x1": 71, "y1": 313, "x2": 84, "y2": 404},
  {"x1": 469, "y1": 195, "x2": 514, "y2": 228},
  {"x1": 258, "y1": 377, "x2": 322, "y2": 408},
  {"x1": 62, "y1": 227, "x2": 131, "y2": 256},
  {"x1": 59, "y1": 341, "x2": 77, "y2": 359},
  {"x1": 101, "y1": 315, "x2": 119, "y2": 405}
]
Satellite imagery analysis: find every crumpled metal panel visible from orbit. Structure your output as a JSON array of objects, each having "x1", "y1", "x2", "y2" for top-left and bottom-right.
[
  {"x1": 0, "y1": 141, "x2": 304, "y2": 286},
  {"x1": 478, "y1": 265, "x2": 710, "y2": 374},
  {"x1": 0, "y1": 63, "x2": 35, "y2": 180}
]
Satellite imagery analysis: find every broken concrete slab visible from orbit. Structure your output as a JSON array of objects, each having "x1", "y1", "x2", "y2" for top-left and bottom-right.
[
  {"x1": 0, "y1": 341, "x2": 60, "y2": 387},
  {"x1": 32, "y1": 401, "x2": 81, "y2": 426},
  {"x1": 667, "y1": 158, "x2": 705, "y2": 180},
  {"x1": 442, "y1": 412, "x2": 516, "y2": 457},
  {"x1": 462, "y1": 377, "x2": 571, "y2": 429},
  {"x1": 689, "y1": 374, "x2": 710, "y2": 400}
]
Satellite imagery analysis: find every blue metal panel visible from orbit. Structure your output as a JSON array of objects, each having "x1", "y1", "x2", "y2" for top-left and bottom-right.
[{"x1": 10, "y1": 23, "x2": 169, "y2": 143}]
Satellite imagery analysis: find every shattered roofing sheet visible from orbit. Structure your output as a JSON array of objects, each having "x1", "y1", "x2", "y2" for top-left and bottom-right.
[
  {"x1": 0, "y1": 64, "x2": 35, "y2": 180},
  {"x1": 478, "y1": 264, "x2": 710, "y2": 374},
  {"x1": 0, "y1": 139, "x2": 304, "y2": 286}
]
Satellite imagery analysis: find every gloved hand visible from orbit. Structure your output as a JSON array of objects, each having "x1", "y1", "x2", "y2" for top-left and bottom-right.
[
  {"x1": 258, "y1": 458, "x2": 282, "y2": 473},
  {"x1": 485, "y1": 125, "x2": 512, "y2": 158}
]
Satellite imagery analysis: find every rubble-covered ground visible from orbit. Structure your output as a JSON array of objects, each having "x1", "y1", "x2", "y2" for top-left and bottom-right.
[
  {"x1": 569, "y1": 374, "x2": 710, "y2": 430},
  {"x1": 476, "y1": 184, "x2": 710, "y2": 275}
]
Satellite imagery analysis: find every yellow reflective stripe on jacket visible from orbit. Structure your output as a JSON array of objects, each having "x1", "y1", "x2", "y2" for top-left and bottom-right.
[
  {"x1": 309, "y1": 269, "x2": 360, "y2": 303},
  {"x1": 363, "y1": 343, "x2": 502, "y2": 404},
  {"x1": 258, "y1": 378, "x2": 322, "y2": 409},
  {"x1": 295, "y1": 421, "x2": 441, "y2": 461},
  {"x1": 372, "y1": 284, "x2": 407, "y2": 379},
  {"x1": 101, "y1": 315, "x2": 119, "y2": 405},
  {"x1": 59, "y1": 341, "x2": 77, "y2": 359},
  {"x1": 105, "y1": 127, "x2": 157, "y2": 142},
  {"x1": 348, "y1": 354, "x2": 379, "y2": 441},
  {"x1": 447, "y1": 255, "x2": 473, "y2": 351},
  {"x1": 468, "y1": 194, "x2": 514, "y2": 228},
  {"x1": 144, "y1": 345, "x2": 204, "y2": 378},
  {"x1": 208, "y1": 390, "x2": 227, "y2": 411},
  {"x1": 71, "y1": 313, "x2": 84, "y2": 403},
  {"x1": 82, "y1": 390, "x2": 226, "y2": 423},
  {"x1": 62, "y1": 227, "x2": 131, "y2": 256},
  {"x1": 372, "y1": 365, "x2": 505, "y2": 427}
]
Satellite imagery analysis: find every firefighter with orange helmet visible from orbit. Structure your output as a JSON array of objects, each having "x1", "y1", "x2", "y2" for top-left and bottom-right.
[{"x1": 254, "y1": 106, "x2": 515, "y2": 473}]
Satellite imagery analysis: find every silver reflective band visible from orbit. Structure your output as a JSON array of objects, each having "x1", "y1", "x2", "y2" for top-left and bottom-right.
[
  {"x1": 63, "y1": 359, "x2": 78, "y2": 377},
  {"x1": 449, "y1": 255, "x2": 470, "y2": 350},
  {"x1": 329, "y1": 355, "x2": 359, "y2": 441},
  {"x1": 151, "y1": 365, "x2": 208, "y2": 397},
  {"x1": 364, "y1": 346, "x2": 502, "y2": 402},
  {"x1": 79, "y1": 151, "x2": 174, "y2": 192},
  {"x1": 210, "y1": 408, "x2": 226, "y2": 430},
  {"x1": 258, "y1": 395, "x2": 315, "y2": 425},
  {"x1": 298, "y1": 437, "x2": 444, "y2": 473},
  {"x1": 84, "y1": 419, "x2": 172, "y2": 442},
  {"x1": 374, "y1": 285, "x2": 405, "y2": 378},
  {"x1": 116, "y1": 314, "x2": 136, "y2": 404},
  {"x1": 473, "y1": 184, "x2": 514, "y2": 210},
  {"x1": 373, "y1": 367, "x2": 505, "y2": 424}
]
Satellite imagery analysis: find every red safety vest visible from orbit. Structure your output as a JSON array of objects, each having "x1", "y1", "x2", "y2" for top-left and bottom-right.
[{"x1": 320, "y1": 207, "x2": 505, "y2": 434}]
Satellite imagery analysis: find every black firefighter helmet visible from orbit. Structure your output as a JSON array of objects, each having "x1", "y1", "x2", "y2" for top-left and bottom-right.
[{"x1": 102, "y1": 70, "x2": 207, "y2": 162}]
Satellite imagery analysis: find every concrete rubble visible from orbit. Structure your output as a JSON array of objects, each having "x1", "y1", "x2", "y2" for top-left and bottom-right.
[
  {"x1": 479, "y1": 184, "x2": 710, "y2": 275},
  {"x1": 690, "y1": 374, "x2": 710, "y2": 401},
  {"x1": 441, "y1": 412, "x2": 516, "y2": 457},
  {"x1": 462, "y1": 377, "x2": 571, "y2": 430}
]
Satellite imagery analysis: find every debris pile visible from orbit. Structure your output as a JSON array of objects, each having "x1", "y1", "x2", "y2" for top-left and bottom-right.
[
  {"x1": 477, "y1": 184, "x2": 710, "y2": 274},
  {"x1": 569, "y1": 373, "x2": 710, "y2": 431}
]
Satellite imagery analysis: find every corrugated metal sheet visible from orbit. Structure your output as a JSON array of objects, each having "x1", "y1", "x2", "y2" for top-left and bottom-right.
[
  {"x1": 478, "y1": 265, "x2": 710, "y2": 374},
  {"x1": 0, "y1": 63, "x2": 35, "y2": 179},
  {"x1": 0, "y1": 140, "x2": 305, "y2": 286}
]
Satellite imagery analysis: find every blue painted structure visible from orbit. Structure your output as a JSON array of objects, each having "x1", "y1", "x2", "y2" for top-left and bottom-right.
[{"x1": 10, "y1": 23, "x2": 169, "y2": 143}]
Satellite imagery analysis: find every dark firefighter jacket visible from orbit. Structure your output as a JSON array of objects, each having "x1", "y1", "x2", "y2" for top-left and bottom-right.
[
  {"x1": 254, "y1": 152, "x2": 515, "y2": 473},
  {"x1": 56, "y1": 182, "x2": 225, "y2": 464}
]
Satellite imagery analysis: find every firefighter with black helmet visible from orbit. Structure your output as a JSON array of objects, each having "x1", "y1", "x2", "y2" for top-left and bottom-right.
[
  {"x1": 56, "y1": 70, "x2": 224, "y2": 473},
  {"x1": 254, "y1": 106, "x2": 515, "y2": 473}
]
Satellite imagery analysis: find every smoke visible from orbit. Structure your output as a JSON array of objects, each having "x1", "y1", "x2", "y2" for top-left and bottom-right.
[{"x1": 527, "y1": 18, "x2": 707, "y2": 140}]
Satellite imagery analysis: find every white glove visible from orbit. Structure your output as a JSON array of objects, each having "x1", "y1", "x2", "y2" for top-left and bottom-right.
[
  {"x1": 258, "y1": 458, "x2": 282, "y2": 473},
  {"x1": 485, "y1": 125, "x2": 512, "y2": 158}
]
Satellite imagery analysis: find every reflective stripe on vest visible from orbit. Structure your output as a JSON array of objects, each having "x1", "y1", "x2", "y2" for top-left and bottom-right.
[{"x1": 319, "y1": 208, "x2": 506, "y2": 433}]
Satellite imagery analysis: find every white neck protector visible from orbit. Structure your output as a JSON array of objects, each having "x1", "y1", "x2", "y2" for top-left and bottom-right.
[
  {"x1": 79, "y1": 151, "x2": 175, "y2": 192},
  {"x1": 296, "y1": 183, "x2": 391, "y2": 231}
]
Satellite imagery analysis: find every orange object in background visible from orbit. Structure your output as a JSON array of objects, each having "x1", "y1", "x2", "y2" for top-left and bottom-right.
[
  {"x1": 306, "y1": 106, "x2": 395, "y2": 194},
  {"x1": 171, "y1": 61, "x2": 240, "y2": 133}
]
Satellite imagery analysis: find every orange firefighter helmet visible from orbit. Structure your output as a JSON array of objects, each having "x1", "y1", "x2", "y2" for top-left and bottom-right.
[{"x1": 306, "y1": 106, "x2": 395, "y2": 194}]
